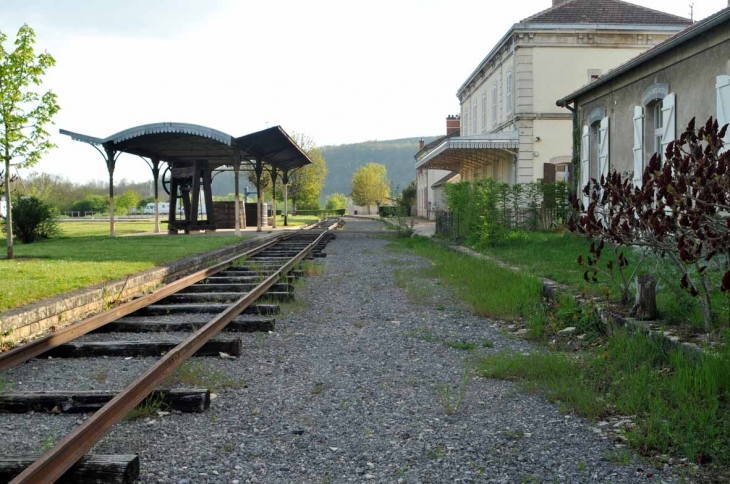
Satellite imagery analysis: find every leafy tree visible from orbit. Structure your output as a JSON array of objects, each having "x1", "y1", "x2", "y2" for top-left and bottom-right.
[
  {"x1": 71, "y1": 194, "x2": 108, "y2": 214},
  {"x1": 289, "y1": 133, "x2": 328, "y2": 210},
  {"x1": 0, "y1": 24, "x2": 60, "y2": 258},
  {"x1": 398, "y1": 180, "x2": 417, "y2": 212},
  {"x1": 351, "y1": 163, "x2": 390, "y2": 214},
  {"x1": 325, "y1": 193, "x2": 348, "y2": 211},
  {"x1": 116, "y1": 189, "x2": 141, "y2": 215}
]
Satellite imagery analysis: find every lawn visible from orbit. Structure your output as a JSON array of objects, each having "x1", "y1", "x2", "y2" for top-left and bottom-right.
[
  {"x1": 0, "y1": 222, "x2": 246, "y2": 312},
  {"x1": 59, "y1": 220, "x2": 166, "y2": 237},
  {"x1": 275, "y1": 215, "x2": 319, "y2": 226}
]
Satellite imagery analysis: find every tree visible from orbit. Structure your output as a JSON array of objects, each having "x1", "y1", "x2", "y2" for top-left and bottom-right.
[
  {"x1": 289, "y1": 133, "x2": 327, "y2": 210},
  {"x1": 325, "y1": 193, "x2": 348, "y2": 211},
  {"x1": 3, "y1": 195, "x2": 58, "y2": 243},
  {"x1": 1, "y1": 24, "x2": 60, "y2": 258},
  {"x1": 71, "y1": 194, "x2": 108, "y2": 214},
  {"x1": 116, "y1": 189, "x2": 141, "y2": 215},
  {"x1": 398, "y1": 180, "x2": 417, "y2": 213},
  {"x1": 351, "y1": 163, "x2": 390, "y2": 213}
]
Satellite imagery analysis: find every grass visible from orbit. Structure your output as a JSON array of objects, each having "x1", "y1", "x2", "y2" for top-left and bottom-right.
[
  {"x1": 58, "y1": 221, "x2": 166, "y2": 237},
  {"x1": 444, "y1": 340, "x2": 477, "y2": 351},
  {"x1": 477, "y1": 230, "x2": 725, "y2": 331},
  {"x1": 475, "y1": 329, "x2": 730, "y2": 470},
  {"x1": 164, "y1": 360, "x2": 245, "y2": 393},
  {"x1": 435, "y1": 364, "x2": 471, "y2": 415},
  {"x1": 276, "y1": 215, "x2": 319, "y2": 226},
  {"x1": 389, "y1": 236, "x2": 542, "y2": 320},
  {"x1": 125, "y1": 392, "x2": 167, "y2": 420},
  {"x1": 0, "y1": 222, "x2": 246, "y2": 311}
]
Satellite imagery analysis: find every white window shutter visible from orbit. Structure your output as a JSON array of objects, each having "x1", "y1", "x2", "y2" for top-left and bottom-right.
[
  {"x1": 581, "y1": 125, "x2": 590, "y2": 208},
  {"x1": 717, "y1": 75, "x2": 730, "y2": 154},
  {"x1": 633, "y1": 106, "x2": 644, "y2": 187},
  {"x1": 661, "y1": 93, "x2": 676, "y2": 161},
  {"x1": 599, "y1": 116, "x2": 610, "y2": 182}
]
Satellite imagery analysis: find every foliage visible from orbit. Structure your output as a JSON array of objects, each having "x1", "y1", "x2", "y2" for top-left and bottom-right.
[
  {"x1": 0, "y1": 24, "x2": 60, "y2": 258},
  {"x1": 71, "y1": 194, "x2": 109, "y2": 214},
  {"x1": 115, "y1": 190, "x2": 141, "y2": 215},
  {"x1": 398, "y1": 179, "x2": 417, "y2": 212},
  {"x1": 477, "y1": 329, "x2": 730, "y2": 469},
  {"x1": 569, "y1": 117, "x2": 729, "y2": 332},
  {"x1": 351, "y1": 162, "x2": 390, "y2": 212},
  {"x1": 289, "y1": 133, "x2": 328, "y2": 210},
  {"x1": 324, "y1": 192, "x2": 348, "y2": 211},
  {"x1": 443, "y1": 179, "x2": 569, "y2": 247},
  {"x1": 2, "y1": 195, "x2": 59, "y2": 243}
]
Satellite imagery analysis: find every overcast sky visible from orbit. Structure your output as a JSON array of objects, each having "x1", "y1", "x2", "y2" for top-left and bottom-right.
[{"x1": 1, "y1": 0, "x2": 726, "y2": 183}]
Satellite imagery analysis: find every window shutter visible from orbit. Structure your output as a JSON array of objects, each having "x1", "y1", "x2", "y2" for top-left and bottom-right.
[
  {"x1": 581, "y1": 125, "x2": 590, "y2": 208},
  {"x1": 633, "y1": 106, "x2": 644, "y2": 187},
  {"x1": 717, "y1": 76, "x2": 730, "y2": 154},
  {"x1": 543, "y1": 163, "x2": 556, "y2": 184},
  {"x1": 599, "y1": 116, "x2": 610, "y2": 182},
  {"x1": 661, "y1": 93, "x2": 676, "y2": 160}
]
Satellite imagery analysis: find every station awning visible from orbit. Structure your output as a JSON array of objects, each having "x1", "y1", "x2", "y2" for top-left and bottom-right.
[{"x1": 415, "y1": 131, "x2": 519, "y2": 172}]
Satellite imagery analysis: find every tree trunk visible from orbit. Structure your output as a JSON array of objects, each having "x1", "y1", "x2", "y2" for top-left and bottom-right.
[
  {"x1": 4, "y1": 158, "x2": 12, "y2": 260},
  {"x1": 631, "y1": 274, "x2": 657, "y2": 320}
]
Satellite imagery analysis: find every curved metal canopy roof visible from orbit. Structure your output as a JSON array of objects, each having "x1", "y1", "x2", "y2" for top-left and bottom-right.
[{"x1": 60, "y1": 122, "x2": 312, "y2": 171}]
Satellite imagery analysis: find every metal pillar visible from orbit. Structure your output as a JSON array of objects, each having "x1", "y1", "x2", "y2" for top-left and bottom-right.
[
  {"x1": 282, "y1": 170, "x2": 289, "y2": 227},
  {"x1": 104, "y1": 146, "x2": 117, "y2": 237},
  {"x1": 168, "y1": 177, "x2": 178, "y2": 235},
  {"x1": 255, "y1": 157, "x2": 263, "y2": 232},
  {"x1": 151, "y1": 158, "x2": 160, "y2": 233},
  {"x1": 233, "y1": 160, "x2": 242, "y2": 235},
  {"x1": 270, "y1": 167, "x2": 278, "y2": 229}
]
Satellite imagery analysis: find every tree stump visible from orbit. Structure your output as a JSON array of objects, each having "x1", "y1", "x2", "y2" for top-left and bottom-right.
[{"x1": 632, "y1": 274, "x2": 658, "y2": 320}]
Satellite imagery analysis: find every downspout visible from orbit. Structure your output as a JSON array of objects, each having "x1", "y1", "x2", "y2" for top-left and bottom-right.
[{"x1": 558, "y1": 98, "x2": 578, "y2": 195}]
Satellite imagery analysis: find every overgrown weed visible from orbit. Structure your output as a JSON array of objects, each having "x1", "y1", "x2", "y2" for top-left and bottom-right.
[
  {"x1": 435, "y1": 364, "x2": 471, "y2": 415},
  {"x1": 165, "y1": 360, "x2": 245, "y2": 393}
]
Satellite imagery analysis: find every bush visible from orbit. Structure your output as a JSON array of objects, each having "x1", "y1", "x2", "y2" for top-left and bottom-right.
[
  {"x1": 71, "y1": 194, "x2": 108, "y2": 214},
  {"x1": 378, "y1": 206, "x2": 408, "y2": 218},
  {"x1": 3, "y1": 196, "x2": 59, "y2": 243}
]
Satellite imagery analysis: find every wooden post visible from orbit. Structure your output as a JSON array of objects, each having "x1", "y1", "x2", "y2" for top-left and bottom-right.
[
  {"x1": 282, "y1": 170, "x2": 289, "y2": 227},
  {"x1": 270, "y1": 167, "x2": 278, "y2": 229},
  {"x1": 151, "y1": 158, "x2": 160, "y2": 234},
  {"x1": 632, "y1": 274, "x2": 658, "y2": 320},
  {"x1": 233, "y1": 160, "x2": 241, "y2": 236},
  {"x1": 255, "y1": 157, "x2": 263, "y2": 233},
  {"x1": 104, "y1": 146, "x2": 116, "y2": 237}
]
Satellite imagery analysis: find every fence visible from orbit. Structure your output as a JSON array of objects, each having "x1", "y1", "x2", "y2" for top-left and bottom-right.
[{"x1": 435, "y1": 206, "x2": 569, "y2": 240}]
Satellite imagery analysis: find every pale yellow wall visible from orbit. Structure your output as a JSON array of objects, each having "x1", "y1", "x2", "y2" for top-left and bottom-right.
[
  {"x1": 461, "y1": 52, "x2": 515, "y2": 135},
  {"x1": 532, "y1": 46, "x2": 647, "y2": 113},
  {"x1": 532, "y1": 119, "x2": 573, "y2": 180}
]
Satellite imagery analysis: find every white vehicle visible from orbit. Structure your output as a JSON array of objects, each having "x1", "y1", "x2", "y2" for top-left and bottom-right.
[
  {"x1": 144, "y1": 202, "x2": 170, "y2": 215},
  {"x1": 0, "y1": 196, "x2": 7, "y2": 219}
]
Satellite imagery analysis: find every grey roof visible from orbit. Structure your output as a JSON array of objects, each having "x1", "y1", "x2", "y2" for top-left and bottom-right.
[
  {"x1": 523, "y1": 0, "x2": 690, "y2": 25},
  {"x1": 557, "y1": 6, "x2": 730, "y2": 106},
  {"x1": 431, "y1": 171, "x2": 460, "y2": 189}
]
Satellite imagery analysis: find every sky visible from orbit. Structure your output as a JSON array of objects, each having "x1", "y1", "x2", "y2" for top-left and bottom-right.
[{"x1": 0, "y1": 0, "x2": 727, "y2": 184}]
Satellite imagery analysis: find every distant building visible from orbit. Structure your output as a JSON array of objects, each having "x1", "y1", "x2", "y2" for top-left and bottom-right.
[
  {"x1": 557, "y1": 6, "x2": 730, "y2": 206},
  {"x1": 415, "y1": 0, "x2": 690, "y2": 192},
  {"x1": 415, "y1": 116, "x2": 460, "y2": 219}
]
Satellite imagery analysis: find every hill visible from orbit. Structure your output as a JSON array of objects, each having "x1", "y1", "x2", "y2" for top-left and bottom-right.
[{"x1": 320, "y1": 136, "x2": 436, "y2": 198}]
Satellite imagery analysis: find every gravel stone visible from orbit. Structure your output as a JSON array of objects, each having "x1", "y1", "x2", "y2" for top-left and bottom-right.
[{"x1": 0, "y1": 218, "x2": 677, "y2": 483}]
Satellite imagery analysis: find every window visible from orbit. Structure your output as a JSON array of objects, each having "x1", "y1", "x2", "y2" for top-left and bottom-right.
[
  {"x1": 588, "y1": 69, "x2": 602, "y2": 83},
  {"x1": 473, "y1": 99, "x2": 477, "y2": 133},
  {"x1": 491, "y1": 84, "x2": 497, "y2": 126},
  {"x1": 506, "y1": 71, "x2": 513, "y2": 114},
  {"x1": 482, "y1": 93, "x2": 487, "y2": 131},
  {"x1": 653, "y1": 100, "x2": 664, "y2": 158}
]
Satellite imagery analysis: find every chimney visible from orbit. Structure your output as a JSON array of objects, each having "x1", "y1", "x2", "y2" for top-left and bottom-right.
[
  {"x1": 446, "y1": 115, "x2": 460, "y2": 136},
  {"x1": 418, "y1": 138, "x2": 425, "y2": 150}
]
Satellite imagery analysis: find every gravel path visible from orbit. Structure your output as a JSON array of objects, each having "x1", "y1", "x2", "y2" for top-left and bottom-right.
[{"x1": 0, "y1": 218, "x2": 677, "y2": 483}]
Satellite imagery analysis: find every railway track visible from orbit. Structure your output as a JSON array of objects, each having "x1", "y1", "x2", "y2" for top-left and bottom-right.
[{"x1": 0, "y1": 218, "x2": 342, "y2": 484}]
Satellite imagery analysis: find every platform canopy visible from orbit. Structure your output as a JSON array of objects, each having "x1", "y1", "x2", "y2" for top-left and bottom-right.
[{"x1": 60, "y1": 122, "x2": 312, "y2": 171}]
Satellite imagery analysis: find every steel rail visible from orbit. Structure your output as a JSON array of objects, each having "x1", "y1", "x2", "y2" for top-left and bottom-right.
[
  {"x1": 0, "y1": 227, "x2": 315, "y2": 371},
  {"x1": 10, "y1": 226, "x2": 335, "y2": 483}
]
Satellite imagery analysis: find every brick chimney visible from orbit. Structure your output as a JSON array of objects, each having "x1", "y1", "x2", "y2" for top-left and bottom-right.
[
  {"x1": 446, "y1": 115, "x2": 460, "y2": 136},
  {"x1": 418, "y1": 138, "x2": 425, "y2": 150}
]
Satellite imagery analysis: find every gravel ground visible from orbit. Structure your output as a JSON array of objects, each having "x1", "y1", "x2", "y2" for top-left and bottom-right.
[{"x1": 0, "y1": 217, "x2": 679, "y2": 483}]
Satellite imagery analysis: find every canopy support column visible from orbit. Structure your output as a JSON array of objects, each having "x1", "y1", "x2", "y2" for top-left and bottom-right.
[
  {"x1": 202, "y1": 164, "x2": 215, "y2": 232},
  {"x1": 233, "y1": 160, "x2": 242, "y2": 236},
  {"x1": 151, "y1": 157, "x2": 160, "y2": 234},
  {"x1": 255, "y1": 157, "x2": 263, "y2": 233},
  {"x1": 104, "y1": 146, "x2": 117, "y2": 238},
  {"x1": 282, "y1": 170, "x2": 289, "y2": 227},
  {"x1": 168, "y1": 177, "x2": 178, "y2": 235},
  {"x1": 270, "y1": 167, "x2": 278, "y2": 229}
]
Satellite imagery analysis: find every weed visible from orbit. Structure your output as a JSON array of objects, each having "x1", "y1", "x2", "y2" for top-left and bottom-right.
[
  {"x1": 42, "y1": 432, "x2": 57, "y2": 452},
  {"x1": 577, "y1": 461, "x2": 587, "y2": 472},
  {"x1": 125, "y1": 392, "x2": 167, "y2": 420},
  {"x1": 436, "y1": 303, "x2": 446, "y2": 311},
  {"x1": 340, "y1": 399, "x2": 349, "y2": 410},
  {"x1": 602, "y1": 449, "x2": 631, "y2": 465},
  {"x1": 482, "y1": 340, "x2": 495, "y2": 348},
  {"x1": 444, "y1": 340, "x2": 477, "y2": 351},
  {"x1": 165, "y1": 361, "x2": 244, "y2": 393},
  {"x1": 222, "y1": 443, "x2": 234, "y2": 452},
  {"x1": 427, "y1": 446, "x2": 446, "y2": 460},
  {"x1": 256, "y1": 332, "x2": 268, "y2": 349},
  {"x1": 300, "y1": 261, "x2": 324, "y2": 277},
  {"x1": 93, "y1": 368, "x2": 109, "y2": 382},
  {"x1": 435, "y1": 364, "x2": 471, "y2": 415},
  {"x1": 405, "y1": 327, "x2": 439, "y2": 343},
  {"x1": 354, "y1": 320, "x2": 368, "y2": 328},
  {"x1": 311, "y1": 383, "x2": 327, "y2": 395},
  {"x1": 504, "y1": 429, "x2": 525, "y2": 440},
  {"x1": 0, "y1": 376, "x2": 9, "y2": 394}
]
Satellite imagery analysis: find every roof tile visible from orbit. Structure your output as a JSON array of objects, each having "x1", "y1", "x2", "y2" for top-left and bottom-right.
[{"x1": 522, "y1": 0, "x2": 691, "y2": 25}]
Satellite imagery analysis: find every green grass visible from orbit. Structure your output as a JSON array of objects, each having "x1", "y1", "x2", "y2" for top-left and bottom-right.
[
  {"x1": 58, "y1": 221, "x2": 166, "y2": 237},
  {"x1": 444, "y1": 340, "x2": 477, "y2": 351},
  {"x1": 476, "y1": 329, "x2": 730, "y2": 469},
  {"x1": 478, "y1": 230, "x2": 725, "y2": 330},
  {"x1": 0, "y1": 223, "x2": 245, "y2": 311},
  {"x1": 164, "y1": 360, "x2": 245, "y2": 393},
  {"x1": 276, "y1": 215, "x2": 319, "y2": 227},
  {"x1": 389, "y1": 236, "x2": 542, "y2": 320}
]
